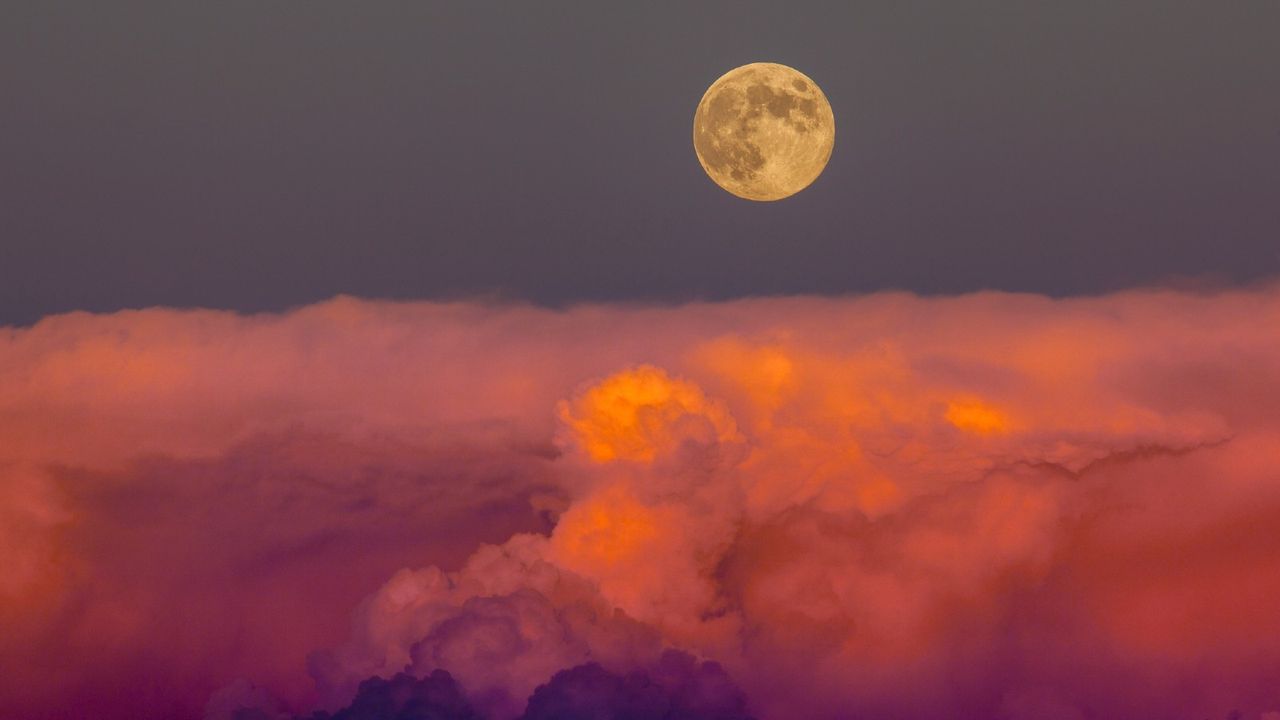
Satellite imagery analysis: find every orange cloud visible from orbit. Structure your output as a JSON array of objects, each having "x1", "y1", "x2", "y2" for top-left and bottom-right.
[
  {"x1": 557, "y1": 365, "x2": 742, "y2": 463},
  {"x1": 945, "y1": 398, "x2": 1010, "y2": 433},
  {"x1": 1, "y1": 287, "x2": 1279, "y2": 720},
  {"x1": 552, "y1": 485, "x2": 660, "y2": 567}
]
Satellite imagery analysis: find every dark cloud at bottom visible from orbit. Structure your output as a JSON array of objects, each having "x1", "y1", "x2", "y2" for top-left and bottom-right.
[
  {"x1": 272, "y1": 652, "x2": 752, "y2": 720},
  {"x1": 294, "y1": 671, "x2": 479, "y2": 720}
]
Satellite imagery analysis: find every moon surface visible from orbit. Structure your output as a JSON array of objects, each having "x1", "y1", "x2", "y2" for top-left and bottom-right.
[{"x1": 693, "y1": 62, "x2": 835, "y2": 201}]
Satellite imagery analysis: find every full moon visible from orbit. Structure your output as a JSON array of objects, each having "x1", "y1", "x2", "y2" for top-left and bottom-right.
[{"x1": 693, "y1": 62, "x2": 835, "y2": 201}]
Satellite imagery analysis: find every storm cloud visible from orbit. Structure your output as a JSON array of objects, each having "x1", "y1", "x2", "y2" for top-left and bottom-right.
[{"x1": 2, "y1": 288, "x2": 1280, "y2": 719}]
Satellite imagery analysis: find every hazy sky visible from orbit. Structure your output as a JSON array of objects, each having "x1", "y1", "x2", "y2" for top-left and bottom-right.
[{"x1": 2, "y1": 1, "x2": 1278, "y2": 324}]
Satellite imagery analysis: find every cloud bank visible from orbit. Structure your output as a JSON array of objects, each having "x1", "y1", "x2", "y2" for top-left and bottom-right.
[{"x1": 2, "y1": 289, "x2": 1279, "y2": 719}]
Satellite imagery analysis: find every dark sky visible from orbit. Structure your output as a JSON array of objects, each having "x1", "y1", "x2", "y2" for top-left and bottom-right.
[{"x1": 2, "y1": 1, "x2": 1278, "y2": 325}]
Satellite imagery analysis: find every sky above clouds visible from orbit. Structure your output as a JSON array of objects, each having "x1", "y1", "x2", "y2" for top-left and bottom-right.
[{"x1": 2, "y1": 1, "x2": 1280, "y2": 324}]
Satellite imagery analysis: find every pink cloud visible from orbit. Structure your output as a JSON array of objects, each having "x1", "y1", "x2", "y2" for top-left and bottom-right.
[{"x1": 1, "y1": 288, "x2": 1278, "y2": 719}]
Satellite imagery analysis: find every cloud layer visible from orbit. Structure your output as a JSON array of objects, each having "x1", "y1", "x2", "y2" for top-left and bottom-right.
[{"x1": 2, "y1": 289, "x2": 1279, "y2": 719}]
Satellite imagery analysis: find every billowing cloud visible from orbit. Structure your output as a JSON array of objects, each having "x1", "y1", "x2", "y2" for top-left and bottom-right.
[
  {"x1": 2, "y1": 289, "x2": 1279, "y2": 719},
  {"x1": 297, "y1": 651, "x2": 752, "y2": 720},
  {"x1": 519, "y1": 651, "x2": 754, "y2": 720},
  {"x1": 301, "y1": 671, "x2": 480, "y2": 720}
]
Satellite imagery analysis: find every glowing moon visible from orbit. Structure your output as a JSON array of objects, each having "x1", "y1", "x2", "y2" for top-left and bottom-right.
[{"x1": 693, "y1": 62, "x2": 835, "y2": 201}]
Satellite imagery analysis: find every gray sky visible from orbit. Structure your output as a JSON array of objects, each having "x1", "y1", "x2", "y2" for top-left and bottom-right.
[{"x1": 2, "y1": 1, "x2": 1278, "y2": 325}]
